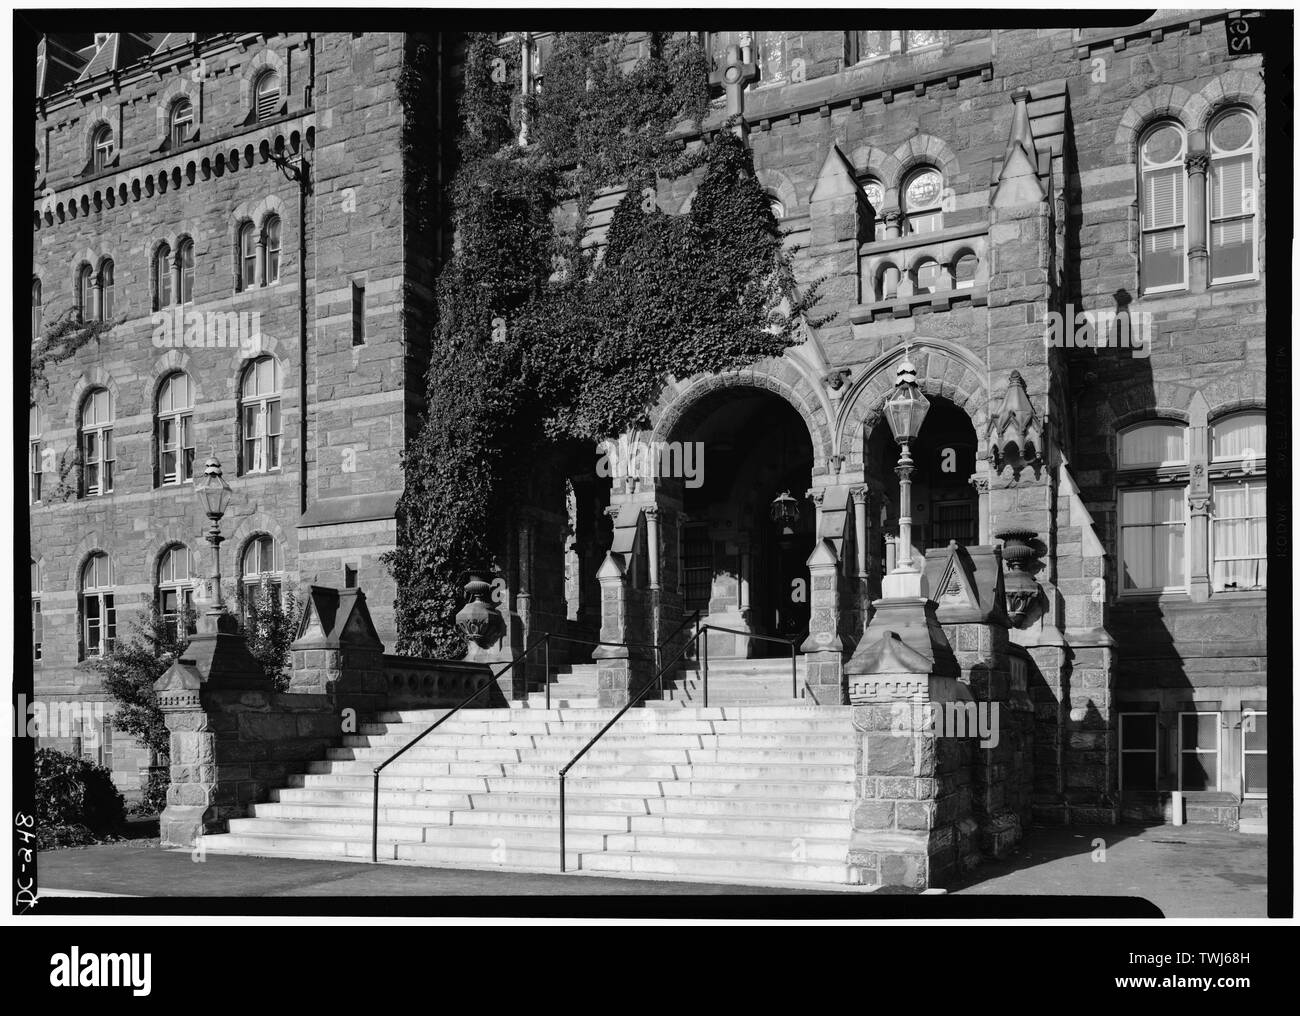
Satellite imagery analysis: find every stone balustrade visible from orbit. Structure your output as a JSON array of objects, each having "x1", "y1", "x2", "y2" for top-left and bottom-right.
[{"x1": 853, "y1": 222, "x2": 990, "y2": 322}]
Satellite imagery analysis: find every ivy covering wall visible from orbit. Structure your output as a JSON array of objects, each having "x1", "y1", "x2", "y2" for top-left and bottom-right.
[{"x1": 385, "y1": 32, "x2": 824, "y2": 657}]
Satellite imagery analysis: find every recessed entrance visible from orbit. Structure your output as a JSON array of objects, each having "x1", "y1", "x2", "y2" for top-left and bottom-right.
[
  {"x1": 671, "y1": 388, "x2": 814, "y2": 657},
  {"x1": 867, "y1": 396, "x2": 979, "y2": 565}
]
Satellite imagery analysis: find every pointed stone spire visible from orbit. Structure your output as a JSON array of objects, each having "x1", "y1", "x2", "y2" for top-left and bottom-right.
[{"x1": 992, "y1": 88, "x2": 1045, "y2": 206}]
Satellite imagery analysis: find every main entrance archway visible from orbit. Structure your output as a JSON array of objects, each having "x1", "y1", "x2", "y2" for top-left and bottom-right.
[{"x1": 663, "y1": 387, "x2": 815, "y2": 657}]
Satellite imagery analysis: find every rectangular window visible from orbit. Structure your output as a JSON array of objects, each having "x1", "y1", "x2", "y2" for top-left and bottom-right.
[
  {"x1": 1119, "y1": 487, "x2": 1186, "y2": 593},
  {"x1": 1141, "y1": 166, "x2": 1186, "y2": 292},
  {"x1": 929, "y1": 499, "x2": 976, "y2": 549},
  {"x1": 160, "y1": 415, "x2": 195, "y2": 485},
  {"x1": 101, "y1": 717, "x2": 114, "y2": 771},
  {"x1": 241, "y1": 229, "x2": 258, "y2": 289},
  {"x1": 243, "y1": 401, "x2": 282, "y2": 473},
  {"x1": 1179, "y1": 711, "x2": 1221, "y2": 791},
  {"x1": 344, "y1": 564, "x2": 358, "y2": 589},
  {"x1": 1242, "y1": 710, "x2": 1267, "y2": 797},
  {"x1": 29, "y1": 440, "x2": 42, "y2": 504},
  {"x1": 1209, "y1": 152, "x2": 1255, "y2": 283},
  {"x1": 83, "y1": 592, "x2": 116, "y2": 659},
  {"x1": 32, "y1": 598, "x2": 42, "y2": 663},
  {"x1": 846, "y1": 30, "x2": 891, "y2": 64},
  {"x1": 682, "y1": 523, "x2": 713, "y2": 610},
  {"x1": 1119, "y1": 713, "x2": 1158, "y2": 790},
  {"x1": 1212, "y1": 480, "x2": 1266, "y2": 590},
  {"x1": 352, "y1": 282, "x2": 366, "y2": 345},
  {"x1": 83, "y1": 428, "x2": 114, "y2": 496},
  {"x1": 160, "y1": 586, "x2": 195, "y2": 641}
]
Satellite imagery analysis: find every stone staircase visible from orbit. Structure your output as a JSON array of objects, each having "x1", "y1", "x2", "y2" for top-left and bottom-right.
[
  {"x1": 196, "y1": 703, "x2": 864, "y2": 887},
  {"x1": 515, "y1": 655, "x2": 809, "y2": 710}
]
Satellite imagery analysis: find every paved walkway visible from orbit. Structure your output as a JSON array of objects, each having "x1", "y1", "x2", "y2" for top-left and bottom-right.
[
  {"x1": 947, "y1": 824, "x2": 1267, "y2": 918},
  {"x1": 36, "y1": 822, "x2": 1266, "y2": 914}
]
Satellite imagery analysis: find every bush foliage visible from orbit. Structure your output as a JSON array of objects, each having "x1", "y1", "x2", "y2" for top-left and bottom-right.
[
  {"x1": 386, "y1": 32, "x2": 826, "y2": 658},
  {"x1": 34, "y1": 748, "x2": 127, "y2": 849}
]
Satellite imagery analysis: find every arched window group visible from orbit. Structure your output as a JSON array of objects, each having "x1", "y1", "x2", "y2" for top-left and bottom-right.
[
  {"x1": 1138, "y1": 108, "x2": 1259, "y2": 294},
  {"x1": 237, "y1": 215, "x2": 283, "y2": 290}
]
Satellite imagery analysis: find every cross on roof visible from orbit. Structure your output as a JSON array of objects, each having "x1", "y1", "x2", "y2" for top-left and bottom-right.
[{"x1": 708, "y1": 44, "x2": 759, "y2": 119}]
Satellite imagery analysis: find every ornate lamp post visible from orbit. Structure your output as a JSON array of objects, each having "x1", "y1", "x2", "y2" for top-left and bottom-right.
[
  {"x1": 881, "y1": 358, "x2": 931, "y2": 593},
  {"x1": 194, "y1": 456, "x2": 235, "y2": 633}
]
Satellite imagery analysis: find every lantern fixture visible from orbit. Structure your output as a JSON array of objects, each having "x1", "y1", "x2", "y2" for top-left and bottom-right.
[
  {"x1": 196, "y1": 456, "x2": 233, "y2": 521},
  {"x1": 883, "y1": 358, "x2": 931, "y2": 444},
  {"x1": 769, "y1": 490, "x2": 800, "y2": 535}
]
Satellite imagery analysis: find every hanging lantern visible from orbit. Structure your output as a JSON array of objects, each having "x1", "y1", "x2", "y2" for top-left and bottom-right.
[{"x1": 769, "y1": 490, "x2": 800, "y2": 535}]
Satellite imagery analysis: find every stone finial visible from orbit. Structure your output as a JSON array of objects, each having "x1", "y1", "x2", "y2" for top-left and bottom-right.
[
  {"x1": 988, "y1": 370, "x2": 1044, "y2": 477},
  {"x1": 992, "y1": 89, "x2": 1045, "y2": 206}
]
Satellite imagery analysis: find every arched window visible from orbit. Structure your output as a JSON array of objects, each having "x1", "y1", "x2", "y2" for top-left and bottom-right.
[
  {"x1": 1117, "y1": 421, "x2": 1188, "y2": 594},
  {"x1": 170, "y1": 98, "x2": 194, "y2": 147},
  {"x1": 264, "y1": 215, "x2": 282, "y2": 284},
  {"x1": 32, "y1": 278, "x2": 42, "y2": 340},
  {"x1": 952, "y1": 251, "x2": 978, "y2": 291},
  {"x1": 29, "y1": 404, "x2": 43, "y2": 505},
  {"x1": 157, "y1": 372, "x2": 195, "y2": 486},
  {"x1": 240, "y1": 357, "x2": 281, "y2": 474},
  {"x1": 1139, "y1": 121, "x2": 1187, "y2": 294},
  {"x1": 77, "y1": 264, "x2": 94, "y2": 322},
  {"x1": 238, "y1": 221, "x2": 258, "y2": 290},
  {"x1": 861, "y1": 178, "x2": 886, "y2": 241},
  {"x1": 80, "y1": 387, "x2": 115, "y2": 497},
  {"x1": 913, "y1": 258, "x2": 942, "y2": 295},
  {"x1": 154, "y1": 243, "x2": 172, "y2": 310},
  {"x1": 80, "y1": 552, "x2": 115, "y2": 659},
  {"x1": 92, "y1": 124, "x2": 115, "y2": 172},
  {"x1": 240, "y1": 535, "x2": 283, "y2": 625},
  {"x1": 1210, "y1": 411, "x2": 1266, "y2": 591},
  {"x1": 254, "y1": 70, "x2": 281, "y2": 122},
  {"x1": 158, "y1": 545, "x2": 196, "y2": 640},
  {"x1": 1208, "y1": 108, "x2": 1258, "y2": 285},
  {"x1": 32, "y1": 559, "x2": 43, "y2": 664},
  {"x1": 177, "y1": 238, "x2": 195, "y2": 304},
  {"x1": 99, "y1": 259, "x2": 114, "y2": 319},
  {"x1": 902, "y1": 166, "x2": 944, "y2": 234}
]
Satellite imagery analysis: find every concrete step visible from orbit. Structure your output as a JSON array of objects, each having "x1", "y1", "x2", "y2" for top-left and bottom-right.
[
  {"x1": 329, "y1": 744, "x2": 856, "y2": 766},
  {"x1": 579, "y1": 850, "x2": 858, "y2": 885}
]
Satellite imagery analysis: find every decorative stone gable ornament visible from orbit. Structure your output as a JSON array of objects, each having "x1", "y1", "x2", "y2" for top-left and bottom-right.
[
  {"x1": 995, "y1": 528, "x2": 1044, "y2": 628},
  {"x1": 988, "y1": 371, "x2": 1044, "y2": 478}
]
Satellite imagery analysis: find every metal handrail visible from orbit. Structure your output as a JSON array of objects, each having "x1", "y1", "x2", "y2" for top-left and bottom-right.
[
  {"x1": 536, "y1": 608, "x2": 702, "y2": 709},
  {"x1": 369, "y1": 635, "x2": 543, "y2": 863},
  {"x1": 557, "y1": 627, "x2": 705, "y2": 872},
  {"x1": 687, "y1": 623, "x2": 803, "y2": 702}
]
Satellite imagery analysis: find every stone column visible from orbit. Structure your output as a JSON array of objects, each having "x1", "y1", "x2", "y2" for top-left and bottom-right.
[
  {"x1": 801, "y1": 539, "x2": 845, "y2": 704},
  {"x1": 845, "y1": 644, "x2": 978, "y2": 889},
  {"x1": 92, "y1": 278, "x2": 103, "y2": 321},
  {"x1": 593, "y1": 551, "x2": 642, "y2": 708},
  {"x1": 256, "y1": 233, "x2": 268, "y2": 288},
  {"x1": 172, "y1": 253, "x2": 183, "y2": 306},
  {"x1": 1186, "y1": 147, "x2": 1210, "y2": 294}
]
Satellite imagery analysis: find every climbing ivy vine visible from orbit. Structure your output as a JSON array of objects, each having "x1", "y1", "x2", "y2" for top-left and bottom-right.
[{"x1": 385, "y1": 32, "x2": 826, "y2": 657}]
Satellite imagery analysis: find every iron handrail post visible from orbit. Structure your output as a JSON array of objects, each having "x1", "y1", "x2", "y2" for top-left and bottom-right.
[
  {"x1": 544, "y1": 633, "x2": 551, "y2": 711},
  {"x1": 791, "y1": 640, "x2": 797, "y2": 699},
  {"x1": 557, "y1": 627, "x2": 704, "y2": 871},
  {"x1": 370, "y1": 634, "x2": 543, "y2": 863},
  {"x1": 702, "y1": 626, "x2": 709, "y2": 709}
]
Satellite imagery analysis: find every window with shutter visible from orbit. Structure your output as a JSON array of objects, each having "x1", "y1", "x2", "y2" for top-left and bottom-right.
[
  {"x1": 1209, "y1": 109, "x2": 1258, "y2": 284},
  {"x1": 1139, "y1": 122, "x2": 1187, "y2": 293},
  {"x1": 255, "y1": 71, "x2": 280, "y2": 122}
]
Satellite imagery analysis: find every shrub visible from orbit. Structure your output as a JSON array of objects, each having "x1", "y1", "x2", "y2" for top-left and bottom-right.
[{"x1": 34, "y1": 748, "x2": 126, "y2": 849}]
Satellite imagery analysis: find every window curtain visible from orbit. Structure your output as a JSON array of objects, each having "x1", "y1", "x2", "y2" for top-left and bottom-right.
[{"x1": 1213, "y1": 482, "x2": 1266, "y2": 589}]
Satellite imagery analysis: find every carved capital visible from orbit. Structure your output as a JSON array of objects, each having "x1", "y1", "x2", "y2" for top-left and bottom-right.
[
  {"x1": 968, "y1": 475, "x2": 990, "y2": 494},
  {"x1": 1185, "y1": 150, "x2": 1210, "y2": 174},
  {"x1": 642, "y1": 504, "x2": 660, "y2": 521},
  {"x1": 1188, "y1": 495, "x2": 1213, "y2": 515},
  {"x1": 849, "y1": 484, "x2": 870, "y2": 507},
  {"x1": 806, "y1": 487, "x2": 826, "y2": 507}
]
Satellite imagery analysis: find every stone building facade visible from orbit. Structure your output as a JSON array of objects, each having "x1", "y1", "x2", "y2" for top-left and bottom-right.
[
  {"x1": 29, "y1": 31, "x2": 439, "y2": 794},
  {"x1": 29, "y1": 17, "x2": 1268, "y2": 829},
  {"x1": 470, "y1": 16, "x2": 1270, "y2": 831}
]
